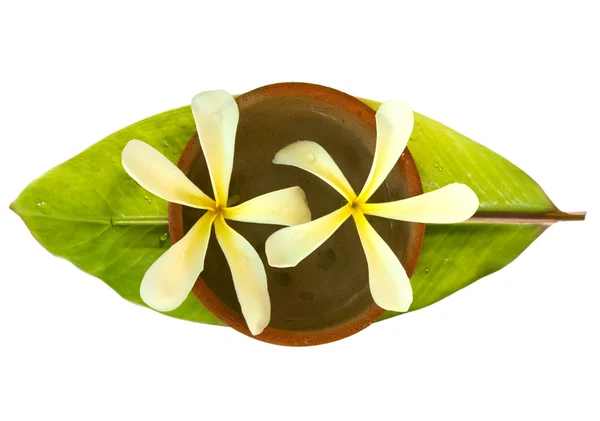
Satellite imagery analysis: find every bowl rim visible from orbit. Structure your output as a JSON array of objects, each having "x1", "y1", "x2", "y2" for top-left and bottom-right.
[{"x1": 168, "y1": 82, "x2": 425, "y2": 346}]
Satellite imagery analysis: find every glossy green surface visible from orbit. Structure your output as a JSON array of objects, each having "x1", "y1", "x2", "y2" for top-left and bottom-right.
[
  {"x1": 10, "y1": 106, "x2": 221, "y2": 324},
  {"x1": 361, "y1": 99, "x2": 556, "y2": 321},
  {"x1": 10, "y1": 98, "x2": 568, "y2": 326}
]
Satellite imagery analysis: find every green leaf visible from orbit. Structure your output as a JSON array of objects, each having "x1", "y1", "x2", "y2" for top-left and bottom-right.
[
  {"x1": 10, "y1": 106, "x2": 223, "y2": 325},
  {"x1": 10, "y1": 99, "x2": 583, "y2": 326},
  {"x1": 359, "y1": 99, "x2": 584, "y2": 321}
]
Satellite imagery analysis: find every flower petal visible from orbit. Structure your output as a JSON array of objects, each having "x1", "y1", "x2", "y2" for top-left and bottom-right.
[
  {"x1": 223, "y1": 186, "x2": 311, "y2": 226},
  {"x1": 191, "y1": 90, "x2": 239, "y2": 207},
  {"x1": 214, "y1": 216, "x2": 270, "y2": 336},
  {"x1": 356, "y1": 99, "x2": 414, "y2": 203},
  {"x1": 352, "y1": 211, "x2": 412, "y2": 312},
  {"x1": 362, "y1": 183, "x2": 479, "y2": 223},
  {"x1": 140, "y1": 211, "x2": 216, "y2": 312},
  {"x1": 265, "y1": 205, "x2": 352, "y2": 268},
  {"x1": 273, "y1": 141, "x2": 357, "y2": 201},
  {"x1": 122, "y1": 140, "x2": 215, "y2": 210}
]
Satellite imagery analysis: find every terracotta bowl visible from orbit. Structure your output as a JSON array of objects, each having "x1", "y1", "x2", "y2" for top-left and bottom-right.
[{"x1": 169, "y1": 82, "x2": 424, "y2": 346}]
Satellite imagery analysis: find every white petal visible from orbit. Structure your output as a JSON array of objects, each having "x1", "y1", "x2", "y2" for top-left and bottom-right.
[
  {"x1": 122, "y1": 140, "x2": 215, "y2": 209},
  {"x1": 357, "y1": 99, "x2": 414, "y2": 203},
  {"x1": 273, "y1": 141, "x2": 356, "y2": 201},
  {"x1": 191, "y1": 90, "x2": 239, "y2": 207},
  {"x1": 362, "y1": 183, "x2": 479, "y2": 223},
  {"x1": 223, "y1": 186, "x2": 311, "y2": 226},
  {"x1": 140, "y1": 211, "x2": 216, "y2": 312},
  {"x1": 352, "y1": 211, "x2": 412, "y2": 312},
  {"x1": 214, "y1": 216, "x2": 271, "y2": 336},
  {"x1": 265, "y1": 205, "x2": 352, "y2": 268}
]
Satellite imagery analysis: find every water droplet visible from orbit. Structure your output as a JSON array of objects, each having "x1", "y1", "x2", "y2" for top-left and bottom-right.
[
  {"x1": 444, "y1": 258, "x2": 449, "y2": 262},
  {"x1": 434, "y1": 163, "x2": 439, "y2": 168},
  {"x1": 172, "y1": 149, "x2": 179, "y2": 155},
  {"x1": 438, "y1": 166, "x2": 443, "y2": 171},
  {"x1": 306, "y1": 153, "x2": 316, "y2": 164},
  {"x1": 160, "y1": 233, "x2": 168, "y2": 241},
  {"x1": 112, "y1": 156, "x2": 117, "y2": 164},
  {"x1": 163, "y1": 141, "x2": 170, "y2": 148},
  {"x1": 316, "y1": 248, "x2": 336, "y2": 272},
  {"x1": 239, "y1": 256, "x2": 249, "y2": 268},
  {"x1": 209, "y1": 112, "x2": 222, "y2": 124},
  {"x1": 36, "y1": 201, "x2": 52, "y2": 215},
  {"x1": 425, "y1": 268, "x2": 430, "y2": 274},
  {"x1": 144, "y1": 194, "x2": 149, "y2": 200},
  {"x1": 148, "y1": 199, "x2": 152, "y2": 203}
]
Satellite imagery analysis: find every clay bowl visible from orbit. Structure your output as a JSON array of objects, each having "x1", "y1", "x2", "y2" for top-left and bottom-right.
[{"x1": 169, "y1": 82, "x2": 424, "y2": 346}]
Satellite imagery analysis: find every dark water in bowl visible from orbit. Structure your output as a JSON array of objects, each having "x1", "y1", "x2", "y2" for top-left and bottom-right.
[{"x1": 183, "y1": 96, "x2": 412, "y2": 331}]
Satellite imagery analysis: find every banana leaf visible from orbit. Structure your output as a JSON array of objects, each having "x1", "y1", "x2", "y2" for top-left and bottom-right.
[{"x1": 9, "y1": 98, "x2": 584, "y2": 325}]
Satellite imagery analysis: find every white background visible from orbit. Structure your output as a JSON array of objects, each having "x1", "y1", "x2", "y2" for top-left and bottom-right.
[{"x1": 1, "y1": 1, "x2": 598, "y2": 420}]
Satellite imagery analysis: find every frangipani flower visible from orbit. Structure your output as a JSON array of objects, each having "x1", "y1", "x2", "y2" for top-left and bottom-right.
[
  {"x1": 122, "y1": 91, "x2": 311, "y2": 335},
  {"x1": 265, "y1": 99, "x2": 479, "y2": 312}
]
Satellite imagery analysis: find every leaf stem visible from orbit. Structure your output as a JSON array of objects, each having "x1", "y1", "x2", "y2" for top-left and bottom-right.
[
  {"x1": 466, "y1": 210, "x2": 587, "y2": 225},
  {"x1": 110, "y1": 215, "x2": 169, "y2": 226}
]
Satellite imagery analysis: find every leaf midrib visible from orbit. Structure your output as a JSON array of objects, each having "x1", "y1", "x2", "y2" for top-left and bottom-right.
[
  {"x1": 12, "y1": 205, "x2": 585, "y2": 228},
  {"x1": 9, "y1": 204, "x2": 169, "y2": 227}
]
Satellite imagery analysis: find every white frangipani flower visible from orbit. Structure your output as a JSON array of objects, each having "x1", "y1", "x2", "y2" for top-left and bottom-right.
[
  {"x1": 265, "y1": 99, "x2": 479, "y2": 312},
  {"x1": 122, "y1": 90, "x2": 311, "y2": 335}
]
